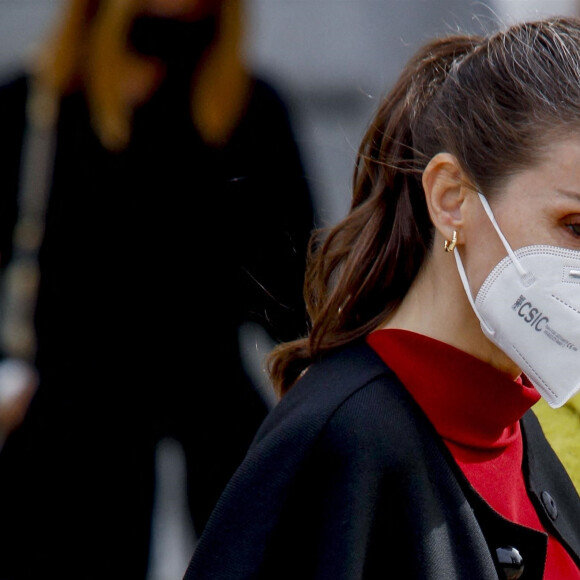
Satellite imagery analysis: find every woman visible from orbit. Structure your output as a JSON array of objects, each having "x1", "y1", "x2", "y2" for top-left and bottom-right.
[
  {"x1": 184, "y1": 17, "x2": 580, "y2": 580},
  {"x1": 0, "y1": 0, "x2": 314, "y2": 578}
]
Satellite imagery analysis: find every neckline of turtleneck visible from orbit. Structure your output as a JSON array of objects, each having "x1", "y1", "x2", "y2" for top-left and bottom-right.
[{"x1": 366, "y1": 328, "x2": 541, "y2": 450}]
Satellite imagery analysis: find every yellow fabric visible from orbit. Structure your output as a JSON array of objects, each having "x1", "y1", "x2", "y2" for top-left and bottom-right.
[{"x1": 533, "y1": 393, "x2": 580, "y2": 493}]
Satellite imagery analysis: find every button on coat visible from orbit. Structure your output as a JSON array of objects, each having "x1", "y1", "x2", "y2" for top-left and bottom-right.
[{"x1": 496, "y1": 546, "x2": 524, "y2": 579}]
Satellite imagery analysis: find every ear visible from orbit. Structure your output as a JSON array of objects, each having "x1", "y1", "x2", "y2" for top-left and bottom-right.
[{"x1": 422, "y1": 153, "x2": 470, "y2": 245}]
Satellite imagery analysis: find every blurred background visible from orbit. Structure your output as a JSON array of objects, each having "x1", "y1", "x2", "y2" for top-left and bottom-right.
[
  {"x1": 0, "y1": 1, "x2": 578, "y2": 578},
  {"x1": 1, "y1": 0, "x2": 577, "y2": 228}
]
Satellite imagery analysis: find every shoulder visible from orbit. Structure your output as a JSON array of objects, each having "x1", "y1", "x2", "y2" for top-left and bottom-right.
[
  {"x1": 233, "y1": 76, "x2": 297, "y2": 143},
  {"x1": 0, "y1": 71, "x2": 28, "y2": 101},
  {"x1": 0, "y1": 72, "x2": 29, "y2": 134},
  {"x1": 188, "y1": 343, "x2": 428, "y2": 579},
  {"x1": 247, "y1": 77, "x2": 291, "y2": 117},
  {"x1": 0, "y1": 72, "x2": 29, "y2": 126},
  {"x1": 316, "y1": 374, "x2": 433, "y2": 470},
  {"x1": 253, "y1": 342, "x2": 429, "y2": 467},
  {"x1": 254, "y1": 342, "x2": 391, "y2": 441}
]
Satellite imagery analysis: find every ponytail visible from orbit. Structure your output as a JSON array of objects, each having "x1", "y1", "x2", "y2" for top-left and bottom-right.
[{"x1": 269, "y1": 35, "x2": 482, "y2": 395}]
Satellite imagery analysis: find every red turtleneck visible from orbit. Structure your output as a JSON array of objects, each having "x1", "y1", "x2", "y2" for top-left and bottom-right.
[{"x1": 366, "y1": 328, "x2": 579, "y2": 579}]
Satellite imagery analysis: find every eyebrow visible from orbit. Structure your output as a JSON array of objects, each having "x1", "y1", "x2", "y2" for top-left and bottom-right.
[{"x1": 555, "y1": 188, "x2": 580, "y2": 202}]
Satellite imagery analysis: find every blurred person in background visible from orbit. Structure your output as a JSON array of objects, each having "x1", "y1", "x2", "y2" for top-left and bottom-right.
[{"x1": 0, "y1": 0, "x2": 314, "y2": 577}]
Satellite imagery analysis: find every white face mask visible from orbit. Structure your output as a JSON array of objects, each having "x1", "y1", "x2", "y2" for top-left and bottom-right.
[{"x1": 454, "y1": 192, "x2": 580, "y2": 408}]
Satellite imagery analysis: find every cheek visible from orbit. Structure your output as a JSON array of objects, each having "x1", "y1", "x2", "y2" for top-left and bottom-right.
[
  {"x1": 461, "y1": 245, "x2": 505, "y2": 297},
  {"x1": 485, "y1": 188, "x2": 547, "y2": 249},
  {"x1": 461, "y1": 216, "x2": 508, "y2": 296}
]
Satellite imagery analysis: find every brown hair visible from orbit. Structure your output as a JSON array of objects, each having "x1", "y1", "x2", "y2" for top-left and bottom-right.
[
  {"x1": 34, "y1": 0, "x2": 249, "y2": 150},
  {"x1": 269, "y1": 17, "x2": 580, "y2": 395}
]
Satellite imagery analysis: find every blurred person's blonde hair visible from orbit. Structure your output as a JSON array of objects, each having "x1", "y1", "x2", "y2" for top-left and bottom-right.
[{"x1": 34, "y1": 0, "x2": 249, "y2": 150}]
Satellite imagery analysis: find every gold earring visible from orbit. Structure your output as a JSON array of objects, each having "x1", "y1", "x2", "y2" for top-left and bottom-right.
[{"x1": 444, "y1": 231, "x2": 457, "y2": 253}]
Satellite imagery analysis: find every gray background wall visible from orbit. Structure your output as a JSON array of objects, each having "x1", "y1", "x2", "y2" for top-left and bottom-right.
[
  {"x1": 0, "y1": 1, "x2": 578, "y2": 578},
  {"x1": 2, "y1": 0, "x2": 577, "y2": 226}
]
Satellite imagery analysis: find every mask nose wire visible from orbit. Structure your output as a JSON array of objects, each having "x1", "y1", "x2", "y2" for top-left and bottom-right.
[{"x1": 477, "y1": 192, "x2": 528, "y2": 277}]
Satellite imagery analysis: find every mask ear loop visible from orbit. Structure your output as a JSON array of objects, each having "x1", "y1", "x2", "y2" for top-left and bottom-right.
[
  {"x1": 477, "y1": 192, "x2": 528, "y2": 278},
  {"x1": 453, "y1": 249, "x2": 496, "y2": 336},
  {"x1": 450, "y1": 191, "x2": 529, "y2": 338}
]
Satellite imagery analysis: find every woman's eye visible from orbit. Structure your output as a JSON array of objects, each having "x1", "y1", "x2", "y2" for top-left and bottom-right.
[{"x1": 566, "y1": 223, "x2": 580, "y2": 237}]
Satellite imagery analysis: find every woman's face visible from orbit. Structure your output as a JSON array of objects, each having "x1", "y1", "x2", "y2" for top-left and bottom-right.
[
  {"x1": 141, "y1": 0, "x2": 220, "y2": 20},
  {"x1": 461, "y1": 136, "x2": 580, "y2": 294}
]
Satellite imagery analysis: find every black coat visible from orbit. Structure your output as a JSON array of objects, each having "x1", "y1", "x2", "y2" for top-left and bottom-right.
[{"x1": 184, "y1": 342, "x2": 580, "y2": 580}]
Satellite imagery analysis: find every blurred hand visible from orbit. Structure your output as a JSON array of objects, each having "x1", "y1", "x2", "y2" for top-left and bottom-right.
[{"x1": 0, "y1": 359, "x2": 38, "y2": 442}]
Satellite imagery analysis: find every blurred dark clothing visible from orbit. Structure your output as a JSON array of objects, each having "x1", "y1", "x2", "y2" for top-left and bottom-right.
[{"x1": 0, "y1": 71, "x2": 314, "y2": 579}]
